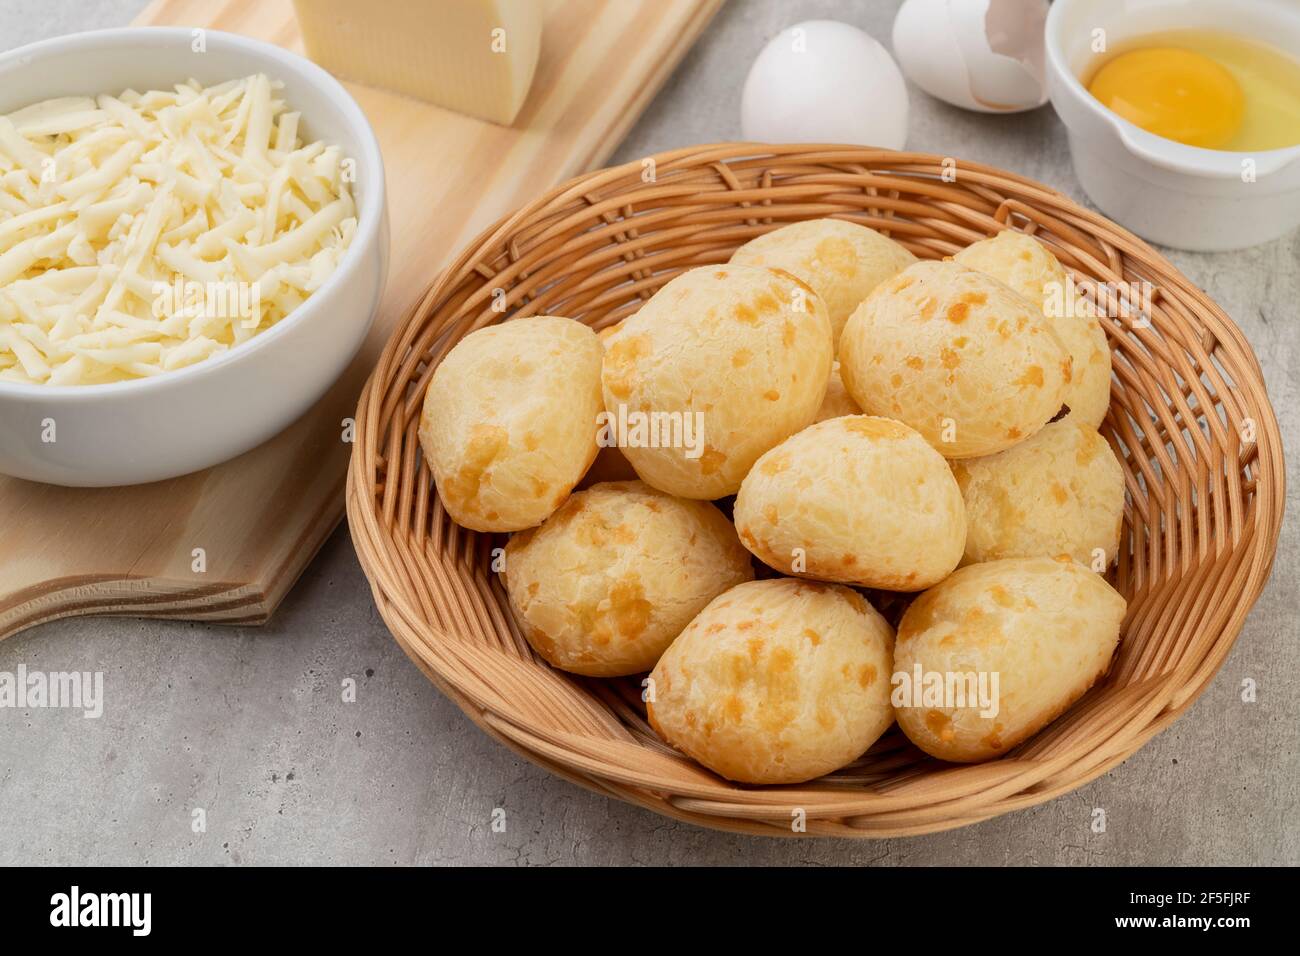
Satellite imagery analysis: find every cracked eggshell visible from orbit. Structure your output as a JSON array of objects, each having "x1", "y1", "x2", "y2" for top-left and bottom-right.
[
  {"x1": 648, "y1": 578, "x2": 896, "y2": 784},
  {"x1": 952, "y1": 415, "x2": 1125, "y2": 567},
  {"x1": 839, "y1": 259, "x2": 1070, "y2": 458},
  {"x1": 735, "y1": 416, "x2": 965, "y2": 590},
  {"x1": 892, "y1": 0, "x2": 1049, "y2": 114},
  {"x1": 419, "y1": 316, "x2": 602, "y2": 532},
  {"x1": 504, "y1": 480, "x2": 753, "y2": 677},
  {"x1": 601, "y1": 265, "x2": 834, "y2": 499},
  {"x1": 729, "y1": 219, "x2": 916, "y2": 347},
  {"x1": 893, "y1": 557, "x2": 1126, "y2": 763},
  {"x1": 954, "y1": 230, "x2": 1112, "y2": 428}
]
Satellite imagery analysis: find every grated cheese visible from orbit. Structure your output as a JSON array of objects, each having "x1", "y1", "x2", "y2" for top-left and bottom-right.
[{"x1": 0, "y1": 74, "x2": 356, "y2": 385}]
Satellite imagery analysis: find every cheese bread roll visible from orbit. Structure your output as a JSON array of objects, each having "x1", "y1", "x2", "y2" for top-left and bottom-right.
[
  {"x1": 601, "y1": 265, "x2": 833, "y2": 498},
  {"x1": 955, "y1": 230, "x2": 1111, "y2": 428},
  {"x1": 419, "y1": 316, "x2": 602, "y2": 532},
  {"x1": 648, "y1": 579, "x2": 895, "y2": 784},
  {"x1": 504, "y1": 481, "x2": 753, "y2": 677},
  {"x1": 952, "y1": 416, "x2": 1125, "y2": 567},
  {"x1": 735, "y1": 416, "x2": 965, "y2": 590},
  {"x1": 893, "y1": 557, "x2": 1125, "y2": 762},
  {"x1": 729, "y1": 219, "x2": 916, "y2": 347},
  {"x1": 839, "y1": 260, "x2": 1070, "y2": 458}
]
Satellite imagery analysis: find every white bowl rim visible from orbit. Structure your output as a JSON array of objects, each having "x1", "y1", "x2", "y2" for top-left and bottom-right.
[
  {"x1": 1045, "y1": 0, "x2": 1300, "y2": 176},
  {"x1": 0, "y1": 25, "x2": 386, "y2": 402}
]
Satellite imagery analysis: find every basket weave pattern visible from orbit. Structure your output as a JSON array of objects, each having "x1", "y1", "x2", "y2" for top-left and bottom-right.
[{"x1": 347, "y1": 145, "x2": 1284, "y2": 837}]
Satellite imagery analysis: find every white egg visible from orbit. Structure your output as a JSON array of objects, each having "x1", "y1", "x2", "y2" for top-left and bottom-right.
[
  {"x1": 892, "y1": 0, "x2": 1049, "y2": 114},
  {"x1": 741, "y1": 20, "x2": 908, "y2": 150}
]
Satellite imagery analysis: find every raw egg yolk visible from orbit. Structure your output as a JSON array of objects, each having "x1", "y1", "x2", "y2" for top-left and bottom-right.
[{"x1": 1088, "y1": 47, "x2": 1245, "y2": 149}]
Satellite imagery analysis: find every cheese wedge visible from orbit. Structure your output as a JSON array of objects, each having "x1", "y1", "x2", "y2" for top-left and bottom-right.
[{"x1": 292, "y1": 0, "x2": 543, "y2": 125}]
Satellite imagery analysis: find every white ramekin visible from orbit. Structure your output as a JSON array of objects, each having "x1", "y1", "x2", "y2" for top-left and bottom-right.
[
  {"x1": 1045, "y1": 0, "x2": 1300, "y2": 251},
  {"x1": 0, "y1": 27, "x2": 388, "y2": 486}
]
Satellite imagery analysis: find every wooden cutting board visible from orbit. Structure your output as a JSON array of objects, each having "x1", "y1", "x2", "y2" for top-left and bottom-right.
[{"x1": 0, "y1": 0, "x2": 724, "y2": 641}]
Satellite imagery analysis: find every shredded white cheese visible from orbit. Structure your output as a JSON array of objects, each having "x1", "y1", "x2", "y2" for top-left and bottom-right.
[{"x1": 0, "y1": 74, "x2": 356, "y2": 385}]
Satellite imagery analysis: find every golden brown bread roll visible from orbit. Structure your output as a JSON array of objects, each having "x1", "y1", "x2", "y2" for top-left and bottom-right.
[
  {"x1": 601, "y1": 265, "x2": 833, "y2": 498},
  {"x1": 649, "y1": 578, "x2": 895, "y2": 784},
  {"x1": 893, "y1": 557, "x2": 1125, "y2": 762},
  {"x1": 955, "y1": 230, "x2": 1112, "y2": 428},
  {"x1": 504, "y1": 481, "x2": 753, "y2": 677},
  {"x1": 951, "y1": 415, "x2": 1125, "y2": 568},
  {"x1": 839, "y1": 259, "x2": 1071, "y2": 458},
  {"x1": 734, "y1": 416, "x2": 966, "y2": 590},
  {"x1": 419, "y1": 316, "x2": 602, "y2": 531}
]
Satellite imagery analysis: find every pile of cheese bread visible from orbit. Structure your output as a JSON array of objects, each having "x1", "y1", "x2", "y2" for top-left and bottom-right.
[{"x1": 419, "y1": 218, "x2": 1127, "y2": 784}]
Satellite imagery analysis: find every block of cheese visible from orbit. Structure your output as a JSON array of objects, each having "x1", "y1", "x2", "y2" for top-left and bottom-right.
[{"x1": 292, "y1": 0, "x2": 542, "y2": 125}]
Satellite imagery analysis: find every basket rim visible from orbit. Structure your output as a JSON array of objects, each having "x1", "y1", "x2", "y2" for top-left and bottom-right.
[{"x1": 346, "y1": 142, "x2": 1286, "y2": 838}]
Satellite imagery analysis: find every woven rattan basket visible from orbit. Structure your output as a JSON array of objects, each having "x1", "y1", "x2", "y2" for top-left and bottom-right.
[{"x1": 347, "y1": 144, "x2": 1284, "y2": 837}]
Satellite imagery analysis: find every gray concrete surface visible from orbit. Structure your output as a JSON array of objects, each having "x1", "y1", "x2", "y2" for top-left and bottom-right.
[{"x1": 0, "y1": 0, "x2": 1296, "y2": 866}]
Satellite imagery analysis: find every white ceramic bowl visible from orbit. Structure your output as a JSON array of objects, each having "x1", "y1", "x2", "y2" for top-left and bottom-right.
[
  {"x1": 0, "y1": 27, "x2": 388, "y2": 486},
  {"x1": 1046, "y1": 0, "x2": 1300, "y2": 251}
]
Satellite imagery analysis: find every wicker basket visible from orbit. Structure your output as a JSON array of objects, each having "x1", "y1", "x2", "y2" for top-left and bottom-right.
[{"x1": 346, "y1": 144, "x2": 1285, "y2": 837}]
